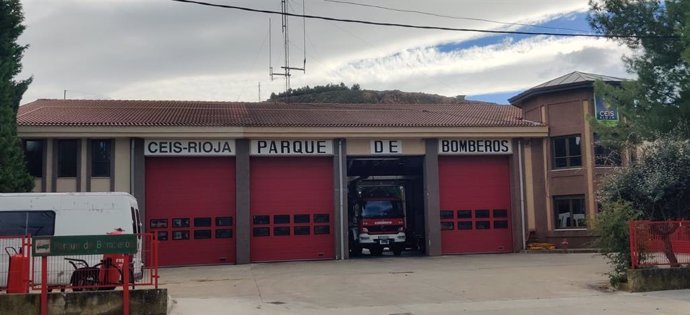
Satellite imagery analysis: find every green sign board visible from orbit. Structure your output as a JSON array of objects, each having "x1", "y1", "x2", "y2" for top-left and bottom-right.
[
  {"x1": 594, "y1": 93, "x2": 619, "y2": 125},
  {"x1": 32, "y1": 234, "x2": 138, "y2": 256}
]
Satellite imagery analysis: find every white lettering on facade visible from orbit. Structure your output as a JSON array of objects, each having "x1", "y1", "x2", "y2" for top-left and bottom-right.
[
  {"x1": 370, "y1": 140, "x2": 402, "y2": 154},
  {"x1": 439, "y1": 139, "x2": 512, "y2": 155},
  {"x1": 145, "y1": 140, "x2": 235, "y2": 156},
  {"x1": 251, "y1": 140, "x2": 333, "y2": 156}
]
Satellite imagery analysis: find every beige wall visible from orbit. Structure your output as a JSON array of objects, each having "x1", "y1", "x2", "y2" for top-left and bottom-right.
[
  {"x1": 113, "y1": 138, "x2": 131, "y2": 192},
  {"x1": 32, "y1": 178, "x2": 42, "y2": 192},
  {"x1": 55, "y1": 178, "x2": 77, "y2": 192},
  {"x1": 90, "y1": 178, "x2": 111, "y2": 192},
  {"x1": 523, "y1": 141, "x2": 535, "y2": 231}
]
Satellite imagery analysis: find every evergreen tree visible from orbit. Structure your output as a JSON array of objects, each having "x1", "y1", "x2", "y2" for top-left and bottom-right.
[
  {"x1": 588, "y1": 0, "x2": 690, "y2": 143},
  {"x1": 0, "y1": 0, "x2": 33, "y2": 192}
]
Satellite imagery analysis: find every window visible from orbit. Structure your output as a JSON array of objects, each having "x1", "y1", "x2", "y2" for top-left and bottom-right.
[
  {"x1": 440, "y1": 210, "x2": 454, "y2": 220},
  {"x1": 150, "y1": 219, "x2": 167, "y2": 228},
  {"x1": 314, "y1": 214, "x2": 330, "y2": 223},
  {"x1": 172, "y1": 218, "x2": 190, "y2": 228},
  {"x1": 216, "y1": 217, "x2": 233, "y2": 226},
  {"x1": 441, "y1": 221, "x2": 454, "y2": 230},
  {"x1": 475, "y1": 209, "x2": 490, "y2": 218},
  {"x1": 294, "y1": 214, "x2": 310, "y2": 224},
  {"x1": 216, "y1": 229, "x2": 232, "y2": 238},
  {"x1": 157, "y1": 231, "x2": 168, "y2": 241},
  {"x1": 314, "y1": 225, "x2": 330, "y2": 235},
  {"x1": 294, "y1": 226, "x2": 310, "y2": 235},
  {"x1": 194, "y1": 230, "x2": 212, "y2": 239},
  {"x1": 253, "y1": 215, "x2": 270, "y2": 225},
  {"x1": 57, "y1": 139, "x2": 79, "y2": 177},
  {"x1": 194, "y1": 217, "x2": 212, "y2": 227},
  {"x1": 172, "y1": 231, "x2": 190, "y2": 240},
  {"x1": 0, "y1": 211, "x2": 56, "y2": 236},
  {"x1": 552, "y1": 135, "x2": 582, "y2": 168},
  {"x1": 253, "y1": 227, "x2": 270, "y2": 236},
  {"x1": 274, "y1": 227, "x2": 290, "y2": 236},
  {"x1": 91, "y1": 139, "x2": 112, "y2": 177},
  {"x1": 274, "y1": 215, "x2": 290, "y2": 224},
  {"x1": 457, "y1": 210, "x2": 472, "y2": 219},
  {"x1": 554, "y1": 195, "x2": 586, "y2": 229},
  {"x1": 23, "y1": 140, "x2": 44, "y2": 177},
  {"x1": 593, "y1": 134, "x2": 622, "y2": 167}
]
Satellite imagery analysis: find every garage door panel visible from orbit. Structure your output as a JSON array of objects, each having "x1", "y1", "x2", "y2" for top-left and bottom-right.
[
  {"x1": 439, "y1": 156, "x2": 513, "y2": 254},
  {"x1": 145, "y1": 157, "x2": 236, "y2": 266},
  {"x1": 250, "y1": 157, "x2": 334, "y2": 262}
]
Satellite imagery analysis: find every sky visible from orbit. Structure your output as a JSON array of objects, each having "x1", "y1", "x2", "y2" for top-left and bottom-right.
[{"x1": 17, "y1": 0, "x2": 634, "y2": 105}]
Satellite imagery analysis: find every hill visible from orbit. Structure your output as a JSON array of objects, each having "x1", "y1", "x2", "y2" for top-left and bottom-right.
[{"x1": 268, "y1": 83, "x2": 465, "y2": 104}]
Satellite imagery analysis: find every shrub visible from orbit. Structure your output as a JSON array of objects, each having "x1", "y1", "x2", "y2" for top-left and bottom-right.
[{"x1": 592, "y1": 201, "x2": 641, "y2": 286}]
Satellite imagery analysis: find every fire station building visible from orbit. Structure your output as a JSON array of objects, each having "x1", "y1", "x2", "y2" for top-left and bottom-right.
[{"x1": 15, "y1": 72, "x2": 624, "y2": 266}]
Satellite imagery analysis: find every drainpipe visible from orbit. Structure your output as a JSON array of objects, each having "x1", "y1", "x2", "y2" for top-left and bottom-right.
[{"x1": 518, "y1": 139, "x2": 526, "y2": 250}]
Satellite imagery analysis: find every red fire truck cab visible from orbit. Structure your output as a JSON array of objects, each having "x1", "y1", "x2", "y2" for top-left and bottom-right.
[{"x1": 350, "y1": 187, "x2": 407, "y2": 256}]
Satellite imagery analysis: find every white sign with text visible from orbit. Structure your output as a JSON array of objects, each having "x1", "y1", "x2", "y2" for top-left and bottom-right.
[
  {"x1": 439, "y1": 139, "x2": 512, "y2": 155},
  {"x1": 370, "y1": 140, "x2": 402, "y2": 154},
  {"x1": 145, "y1": 140, "x2": 235, "y2": 156},
  {"x1": 251, "y1": 140, "x2": 333, "y2": 156}
]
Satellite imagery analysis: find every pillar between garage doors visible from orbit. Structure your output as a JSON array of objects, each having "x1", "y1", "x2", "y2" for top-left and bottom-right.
[
  {"x1": 235, "y1": 139, "x2": 251, "y2": 264},
  {"x1": 424, "y1": 139, "x2": 442, "y2": 256}
]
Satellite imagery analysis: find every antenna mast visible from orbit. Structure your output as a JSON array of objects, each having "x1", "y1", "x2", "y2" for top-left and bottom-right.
[{"x1": 269, "y1": 0, "x2": 307, "y2": 97}]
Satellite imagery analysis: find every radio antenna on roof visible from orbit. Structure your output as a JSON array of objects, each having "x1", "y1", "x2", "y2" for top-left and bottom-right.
[{"x1": 268, "y1": 0, "x2": 307, "y2": 100}]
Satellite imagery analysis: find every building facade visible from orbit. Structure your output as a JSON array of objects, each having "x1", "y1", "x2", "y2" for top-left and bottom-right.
[{"x1": 15, "y1": 72, "x2": 623, "y2": 265}]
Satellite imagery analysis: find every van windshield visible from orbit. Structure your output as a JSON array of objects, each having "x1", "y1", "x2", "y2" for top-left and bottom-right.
[{"x1": 361, "y1": 200, "x2": 404, "y2": 219}]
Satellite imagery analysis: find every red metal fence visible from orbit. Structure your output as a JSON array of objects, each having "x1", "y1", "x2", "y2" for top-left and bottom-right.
[
  {"x1": 629, "y1": 220, "x2": 690, "y2": 269},
  {"x1": 1, "y1": 233, "x2": 158, "y2": 292}
]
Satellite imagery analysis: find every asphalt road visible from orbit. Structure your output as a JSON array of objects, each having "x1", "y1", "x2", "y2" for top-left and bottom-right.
[{"x1": 159, "y1": 253, "x2": 690, "y2": 315}]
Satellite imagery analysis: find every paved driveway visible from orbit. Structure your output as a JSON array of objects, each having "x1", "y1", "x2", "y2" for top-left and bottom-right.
[{"x1": 160, "y1": 253, "x2": 690, "y2": 315}]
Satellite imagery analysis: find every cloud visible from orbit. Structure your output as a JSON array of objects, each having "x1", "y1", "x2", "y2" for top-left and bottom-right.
[{"x1": 17, "y1": 0, "x2": 624, "y2": 104}]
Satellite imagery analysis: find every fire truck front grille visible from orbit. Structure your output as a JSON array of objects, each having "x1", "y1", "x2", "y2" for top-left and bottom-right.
[{"x1": 367, "y1": 225, "x2": 403, "y2": 234}]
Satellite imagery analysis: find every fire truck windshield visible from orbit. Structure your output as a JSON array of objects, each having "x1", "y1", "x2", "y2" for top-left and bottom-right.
[{"x1": 361, "y1": 200, "x2": 404, "y2": 219}]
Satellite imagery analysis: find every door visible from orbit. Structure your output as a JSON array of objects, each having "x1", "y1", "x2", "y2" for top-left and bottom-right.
[
  {"x1": 439, "y1": 156, "x2": 513, "y2": 254},
  {"x1": 250, "y1": 157, "x2": 334, "y2": 262},
  {"x1": 145, "y1": 157, "x2": 236, "y2": 266}
]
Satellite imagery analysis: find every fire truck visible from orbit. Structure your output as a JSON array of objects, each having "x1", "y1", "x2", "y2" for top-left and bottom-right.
[{"x1": 349, "y1": 180, "x2": 407, "y2": 256}]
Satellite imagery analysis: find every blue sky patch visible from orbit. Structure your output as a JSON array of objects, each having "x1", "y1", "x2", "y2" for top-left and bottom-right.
[{"x1": 436, "y1": 11, "x2": 590, "y2": 53}]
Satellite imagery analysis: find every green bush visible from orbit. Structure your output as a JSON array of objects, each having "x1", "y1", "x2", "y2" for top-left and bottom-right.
[{"x1": 592, "y1": 201, "x2": 641, "y2": 286}]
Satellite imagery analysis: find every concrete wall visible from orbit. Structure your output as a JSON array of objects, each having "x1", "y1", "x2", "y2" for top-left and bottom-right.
[
  {"x1": 0, "y1": 289, "x2": 167, "y2": 315},
  {"x1": 627, "y1": 268, "x2": 690, "y2": 292}
]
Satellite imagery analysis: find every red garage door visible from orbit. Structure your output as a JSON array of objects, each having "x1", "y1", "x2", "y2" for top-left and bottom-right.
[
  {"x1": 145, "y1": 157, "x2": 236, "y2": 266},
  {"x1": 250, "y1": 157, "x2": 334, "y2": 262},
  {"x1": 439, "y1": 156, "x2": 512, "y2": 254}
]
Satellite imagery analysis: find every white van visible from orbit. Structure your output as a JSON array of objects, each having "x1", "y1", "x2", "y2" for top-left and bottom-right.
[{"x1": 0, "y1": 192, "x2": 143, "y2": 288}]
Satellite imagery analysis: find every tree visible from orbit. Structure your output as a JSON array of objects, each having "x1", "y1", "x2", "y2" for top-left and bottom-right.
[
  {"x1": 0, "y1": 0, "x2": 33, "y2": 192},
  {"x1": 588, "y1": 0, "x2": 690, "y2": 143},
  {"x1": 597, "y1": 132, "x2": 690, "y2": 273}
]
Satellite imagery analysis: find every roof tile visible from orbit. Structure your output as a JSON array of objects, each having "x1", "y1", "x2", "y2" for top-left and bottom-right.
[{"x1": 17, "y1": 99, "x2": 541, "y2": 128}]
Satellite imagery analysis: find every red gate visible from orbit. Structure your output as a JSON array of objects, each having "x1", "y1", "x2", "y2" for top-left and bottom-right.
[
  {"x1": 250, "y1": 157, "x2": 334, "y2": 262},
  {"x1": 438, "y1": 156, "x2": 513, "y2": 254},
  {"x1": 146, "y1": 157, "x2": 236, "y2": 266}
]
